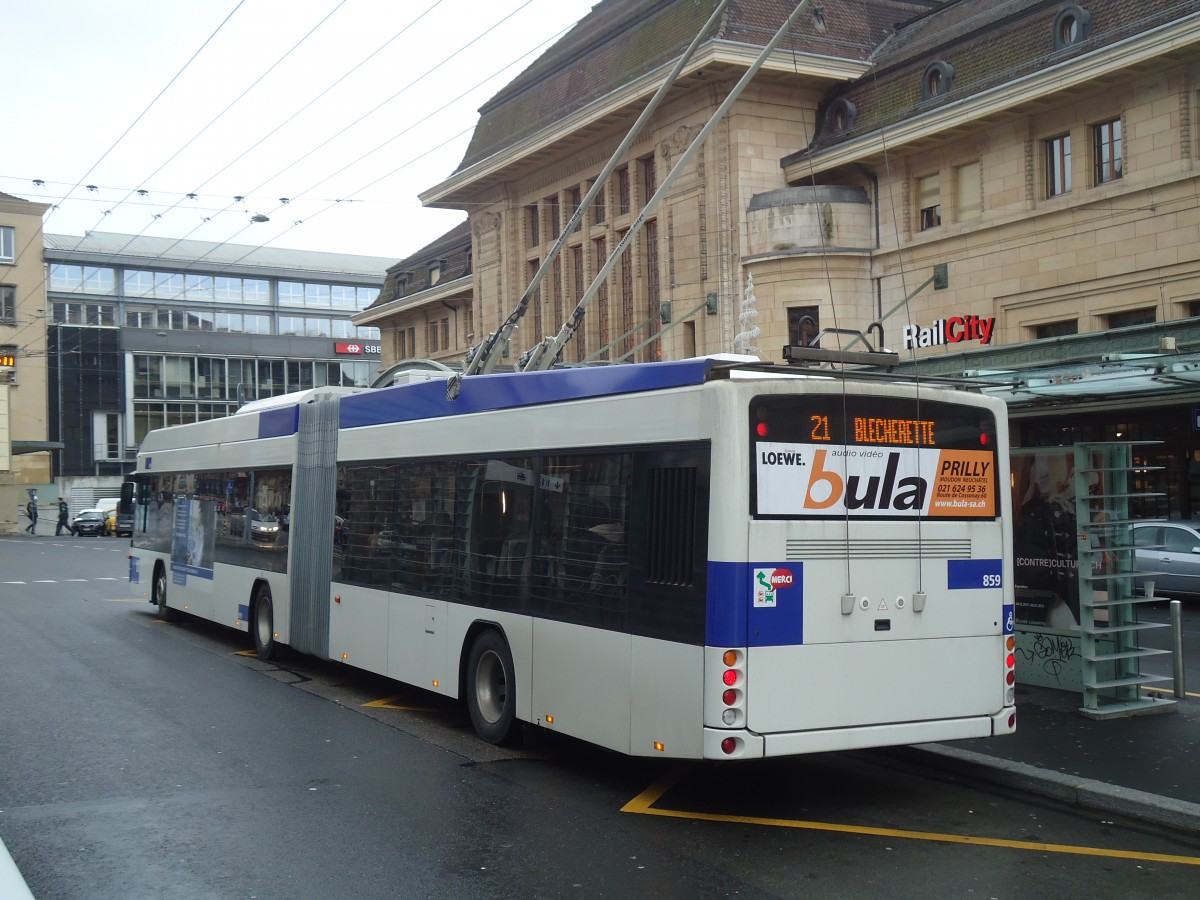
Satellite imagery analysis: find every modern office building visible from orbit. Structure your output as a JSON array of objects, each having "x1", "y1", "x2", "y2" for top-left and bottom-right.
[{"x1": 43, "y1": 231, "x2": 391, "y2": 505}]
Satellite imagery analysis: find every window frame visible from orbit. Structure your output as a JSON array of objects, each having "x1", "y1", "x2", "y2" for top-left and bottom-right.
[
  {"x1": 1093, "y1": 118, "x2": 1123, "y2": 185},
  {"x1": 1046, "y1": 133, "x2": 1072, "y2": 197},
  {"x1": 0, "y1": 284, "x2": 15, "y2": 325},
  {"x1": 917, "y1": 173, "x2": 942, "y2": 231}
]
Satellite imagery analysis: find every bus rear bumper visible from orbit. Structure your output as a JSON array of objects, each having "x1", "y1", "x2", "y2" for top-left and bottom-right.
[{"x1": 704, "y1": 709, "x2": 1014, "y2": 759}]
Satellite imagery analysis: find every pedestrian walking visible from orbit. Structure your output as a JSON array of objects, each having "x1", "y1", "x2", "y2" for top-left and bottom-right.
[
  {"x1": 56, "y1": 498, "x2": 76, "y2": 536},
  {"x1": 25, "y1": 498, "x2": 38, "y2": 534}
]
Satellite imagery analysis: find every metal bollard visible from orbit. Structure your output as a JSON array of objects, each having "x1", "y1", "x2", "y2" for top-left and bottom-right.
[{"x1": 1171, "y1": 600, "x2": 1186, "y2": 699}]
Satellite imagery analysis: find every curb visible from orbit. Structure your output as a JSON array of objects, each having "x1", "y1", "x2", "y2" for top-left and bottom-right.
[{"x1": 887, "y1": 743, "x2": 1200, "y2": 836}]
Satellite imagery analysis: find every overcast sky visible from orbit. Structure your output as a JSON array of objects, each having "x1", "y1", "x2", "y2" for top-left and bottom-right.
[{"x1": 5, "y1": 0, "x2": 598, "y2": 263}]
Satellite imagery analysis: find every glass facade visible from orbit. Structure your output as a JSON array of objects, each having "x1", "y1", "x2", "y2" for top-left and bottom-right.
[
  {"x1": 45, "y1": 253, "x2": 385, "y2": 478},
  {"x1": 130, "y1": 353, "x2": 372, "y2": 444}
]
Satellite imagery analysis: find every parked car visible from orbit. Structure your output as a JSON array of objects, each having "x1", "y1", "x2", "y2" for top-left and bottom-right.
[
  {"x1": 72, "y1": 508, "x2": 109, "y2": 537},
  {"x1": 1132, "y1": 520, "x2": 1200, "y2": 598},
  {"x1": 105, "y1": 506, "x2": 134, "y2": 537},
  {"x1": 228, "y1": 507, "x2": 280, "y2": 543}
]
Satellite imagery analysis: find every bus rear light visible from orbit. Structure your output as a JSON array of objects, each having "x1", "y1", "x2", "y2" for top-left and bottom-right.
[
  {"x1": 721, "y1": 708, "x2": 738, "y2": 726},
  {"x1": 1008, "y1": 712, "x2": 1016, "y2": 729},
  {"x1": 722, "y1": 649, "x2": 740, "y2": 667},
  {"x1": 756, "y1": 422, "x2": 768, "y2": 438},
  {"x1": 1006, "y1": 635, "x2": 1015, "y2": 651},
  {"x1": 1006, "y1": 653, "x2": 1015, "y2": 668},
  {"x1": 653, "y1": 741, "x2": 665, "y2": 752},
  {"x1": 722, "y1": 669, "x2": 737, "y2": 686},
  {"x1": 721, "y1": 737, "x2": 737, "y2": 755},
  {"x1": 722, "y1": 689, "x2": 739, "y2": 706},
  {"x1": 1006, "y1": 687, "x2": 1015, "y2": 705},
  {"x1": 1006, "y1": 670, "x2": 1015, "y2": 685}
]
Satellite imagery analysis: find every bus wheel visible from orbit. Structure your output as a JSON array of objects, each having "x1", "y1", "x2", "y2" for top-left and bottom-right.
[
  {"x1": 253, "y1": 587, "x2": 277, "y2": 660},
  {"x1": 153, "y1": 565, "x2": 180, "y2": 622},
  {"x1": 466, "y1": 630, "x2": 518, "y2": 745}
]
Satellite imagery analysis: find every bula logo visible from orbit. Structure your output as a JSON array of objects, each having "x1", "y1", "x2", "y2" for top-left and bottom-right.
[
  {"x1": 805, "y1": 448, "x2": 927, "y2": 510},
  {"x1": 902, "y1": 315, "x2": 995, "y2": 350}
]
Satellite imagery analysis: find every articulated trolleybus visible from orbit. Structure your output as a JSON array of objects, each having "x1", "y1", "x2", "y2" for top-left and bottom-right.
[{"x1": 129, "y1": 357, "x2": 1016, "y2": 759}]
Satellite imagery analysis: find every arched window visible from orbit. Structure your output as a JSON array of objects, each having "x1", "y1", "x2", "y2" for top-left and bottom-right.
[
  {"x1": 828, "y1": 99, "x2": 857, "y2": 133},
  {"x1": 1053, "y1": 6, "x2": 1092, "y2": 50},
  {"x1": 922, "y1": 61, "x2": 955, "y2": 101}
]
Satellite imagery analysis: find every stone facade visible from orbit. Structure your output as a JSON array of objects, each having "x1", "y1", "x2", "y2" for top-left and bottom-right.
[
  {"x1": 363, "y1": 0, "x2": 1200, "y2": 381},
  {"x1": 0, "y1": 191, "x2": 51, "y2": 534}
]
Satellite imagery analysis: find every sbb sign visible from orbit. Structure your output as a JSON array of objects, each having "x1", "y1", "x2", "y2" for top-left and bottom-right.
[{"x1": 334, "y1": 342, "x2": 381, "y2": 356}]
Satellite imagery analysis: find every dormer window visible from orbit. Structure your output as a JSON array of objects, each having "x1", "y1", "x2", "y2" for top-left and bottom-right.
[
  {"x1": 828, "y1": 98, "x2": 857, "y2": 133},
  {"x1": 429, "y1": 263, "x2": 441, "y2": 286},
  {"x1": 922, "y1": 61, "x2": 954, "y2": 101},
  {"x1": 1054, "y1": 6, "x2": 1092, "y2": 50}
]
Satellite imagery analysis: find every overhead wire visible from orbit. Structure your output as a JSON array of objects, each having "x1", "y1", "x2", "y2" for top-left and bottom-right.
[
  {"x1": 92, "y1": 0, "x2": 354, "y2": 262},
  {"x1": 62, "y1": 0, "x2": 253, "y2": 253},
  {"x1": 8, "y1": 0, "x2": 588, "y2": 336},
  {"x1": 4, "y1": 0, "x2": 574, "y2": 318},
  {"x1": 1, "y1": 0, "x2": 249, "y2": 323}
]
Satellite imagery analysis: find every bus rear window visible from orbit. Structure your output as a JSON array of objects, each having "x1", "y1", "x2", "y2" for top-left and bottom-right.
[{"x1": 750, "y1": 395, "x2": 999, "y2": 520}]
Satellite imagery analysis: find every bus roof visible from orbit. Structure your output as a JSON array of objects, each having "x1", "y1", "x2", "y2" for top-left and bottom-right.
[{"x1": 333, "y1": 357, "x2": 720, "y2": 432}]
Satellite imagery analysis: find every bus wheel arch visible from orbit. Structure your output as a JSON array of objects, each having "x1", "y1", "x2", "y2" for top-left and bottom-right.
[
  {"x1": 463, "y1": 625, "x2": 519, "y2": 745},
  {"x1": 152, "y1": 562, "x2": 180, "y2": 622},
  {"x1": 251, "y1": 581, "x2": 277, "y2": 660}
]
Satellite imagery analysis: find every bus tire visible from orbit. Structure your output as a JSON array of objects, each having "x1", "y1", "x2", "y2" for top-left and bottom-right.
[
  {"x1": 153, "y1": 564, "x2": 180, "y2": 622},
  {"x1": 466, "y1": 630, "x2": 518, "y2": 745},
  {"x1": 253, "y1": 586, "x2": 277, "y2": 660}
]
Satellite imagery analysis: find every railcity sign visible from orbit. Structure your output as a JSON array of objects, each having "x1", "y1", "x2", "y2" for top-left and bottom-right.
[{"x1": 902, "y1": 315, "x2": 996, "y2": 350}]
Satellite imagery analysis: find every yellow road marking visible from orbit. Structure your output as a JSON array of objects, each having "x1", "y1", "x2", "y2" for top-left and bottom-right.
[
  {"x1": 363, "y1": 695, "x2": 443, "y2": 712},
  {"x1": 622, "y1": 773, "x2": 1200, "y2": 867}
]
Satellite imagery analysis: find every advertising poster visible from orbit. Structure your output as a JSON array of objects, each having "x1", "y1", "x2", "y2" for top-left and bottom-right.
[
  {"x1": 1011, "y1": 449, "x2": 1101, "y2": 629},
  {"x1": 171, "y1": 496, "x2": 217, "y2": 588},
  {"x1": 755, "y1": 443, "x2": 996, "y2": 518}
]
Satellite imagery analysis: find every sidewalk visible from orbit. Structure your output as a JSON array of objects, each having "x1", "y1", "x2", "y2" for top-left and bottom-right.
[{"x1": 901, "y1": 684, "x2": 1200, "y2": 835}]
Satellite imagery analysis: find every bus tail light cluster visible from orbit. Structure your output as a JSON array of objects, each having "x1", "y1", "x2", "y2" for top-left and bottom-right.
[
  {"x1": 719, "y1": 649, "x2": 745, "y2": 754},
  {"x1": 1004, "y1": 635, "x2": 1016, "y2": 705}
]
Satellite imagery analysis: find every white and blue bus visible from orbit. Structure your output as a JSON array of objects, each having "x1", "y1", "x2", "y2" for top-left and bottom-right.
[{"x1": 129, "y1": 357, "x2": 1016, "y2": 759}]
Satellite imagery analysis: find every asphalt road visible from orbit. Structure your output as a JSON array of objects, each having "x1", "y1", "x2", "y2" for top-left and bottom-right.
[{"x1": 2, "y1": 535, "x2": 1200, "y2": 899}]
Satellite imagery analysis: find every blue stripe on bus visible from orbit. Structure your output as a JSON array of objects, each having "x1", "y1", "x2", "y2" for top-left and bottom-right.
[
  {"x1": 947, "y1": 558, "x2": 1002, "y2": 589},
  {"x1": 339, "y1": 358, "x2": 717, "y2": 429},
  {"x1": 707, "y1": 561, "x2": 804, "y2": 648},
  {"x1": 258, "y1": 405, "x2": 300, "y2": 438}
]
